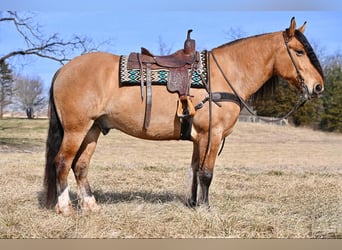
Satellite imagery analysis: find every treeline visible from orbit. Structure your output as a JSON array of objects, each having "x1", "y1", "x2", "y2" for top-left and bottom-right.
[
  {"x1": 0, "y1": 61, "x2": 46, "y2": 119},
  {"x1": 253, "y1": 54, "x2": 342, "y2": 133}
]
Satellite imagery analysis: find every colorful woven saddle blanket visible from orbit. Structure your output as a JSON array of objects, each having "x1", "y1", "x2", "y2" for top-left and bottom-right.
[{"x1": 119, "y1": 50, "x2": 208, "y2": 90}]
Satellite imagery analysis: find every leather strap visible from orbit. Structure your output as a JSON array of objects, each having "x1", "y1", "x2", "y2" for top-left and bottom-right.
[
  {"x1": 138, "y1": 54, "x2": 144, "y2": 100},
  {"x1": 195, "y1": 92, "x2": 241, "y2": 111},
  {"x1": 144, "y1": 63, "x2": 152, "y2": 129}
]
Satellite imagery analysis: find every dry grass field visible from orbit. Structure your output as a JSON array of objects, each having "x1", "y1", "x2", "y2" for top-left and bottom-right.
[{"x1": 0, "y1": 118, "x2": 341, "y2": 238}]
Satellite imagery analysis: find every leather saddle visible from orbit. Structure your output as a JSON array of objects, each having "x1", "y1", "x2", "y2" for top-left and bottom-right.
[
  {"x1": 127, "y1": 29, "x2": 199, "y2": 129},
  {"x1": 128, "y1": 29, "x2": 198, "y2": 69}
]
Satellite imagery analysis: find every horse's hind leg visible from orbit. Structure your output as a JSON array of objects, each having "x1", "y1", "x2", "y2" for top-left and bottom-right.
[
  {"x1": 72, "y1": 125, "x2": 101, "y2": 212},
  {"x1": 55, "y1": 131, "x2": 89, "y2": 215}
]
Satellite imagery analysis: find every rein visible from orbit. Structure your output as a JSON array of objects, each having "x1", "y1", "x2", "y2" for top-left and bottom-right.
[{"x1": 209, "y1": 33, "x2": 309, "y2": 124}]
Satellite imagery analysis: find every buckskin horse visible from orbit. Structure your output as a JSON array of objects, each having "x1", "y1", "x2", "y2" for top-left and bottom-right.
[{"x1": 44, "y1": 17, "x2": 324, "y2": 215}]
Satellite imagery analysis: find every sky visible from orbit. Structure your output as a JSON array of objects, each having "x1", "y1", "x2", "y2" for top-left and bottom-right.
[{"x1": 2, "y1": 0, "x2": 342, "y2": 90}]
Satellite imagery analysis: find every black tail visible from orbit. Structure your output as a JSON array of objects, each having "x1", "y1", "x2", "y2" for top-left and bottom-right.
[{"x1": 44, "y1": 70, "x2": 63, "y2": 209}]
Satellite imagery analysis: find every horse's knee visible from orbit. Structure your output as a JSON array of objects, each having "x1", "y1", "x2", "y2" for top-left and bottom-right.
[{"x1": 199, "y1": 169, "x2": 213, "y2": 187}]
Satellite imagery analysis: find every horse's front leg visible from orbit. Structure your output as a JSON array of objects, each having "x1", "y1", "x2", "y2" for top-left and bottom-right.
[
  {"x1": 197, "y1": 133, "x2": 221, "y2": 207},
  {"x1": 186, "y1": 142, "x2": 200, "y2": 208},
  {"x1": 186, "y1": 133, "x2": 221, "y2": 208}
]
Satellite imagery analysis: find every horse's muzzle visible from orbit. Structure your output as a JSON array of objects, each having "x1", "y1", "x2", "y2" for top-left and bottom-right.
[{"x1": 301, "y1": 82, "x2": 324, "y2": 100}]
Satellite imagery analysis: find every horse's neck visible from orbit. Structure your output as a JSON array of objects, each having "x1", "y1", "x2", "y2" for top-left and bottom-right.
[{"x1": 210, "y1": 32, "x2": 282, "y2": 100}]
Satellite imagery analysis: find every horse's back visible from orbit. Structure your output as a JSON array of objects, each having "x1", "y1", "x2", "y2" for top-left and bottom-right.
[
  {"x1": 52, "y1": 52, "x2": 120, "y2": 128},
  {"x1": 54, "y1": 52, "x2": 119, "y2": 91}
]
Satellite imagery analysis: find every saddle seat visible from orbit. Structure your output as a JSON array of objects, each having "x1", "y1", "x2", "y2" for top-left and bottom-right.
[{"x1": 140, "y1": 47, "x2": 196, "y2": 68}]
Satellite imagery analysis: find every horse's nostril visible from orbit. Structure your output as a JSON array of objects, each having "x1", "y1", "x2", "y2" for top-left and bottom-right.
[{"x1": 315, "y1": 84, "x2": 323, "y2": 93}]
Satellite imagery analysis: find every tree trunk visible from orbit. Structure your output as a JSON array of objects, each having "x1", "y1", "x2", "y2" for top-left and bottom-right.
[{"x1": 26, "y1": 107, "x2": 33, "y2": 119}]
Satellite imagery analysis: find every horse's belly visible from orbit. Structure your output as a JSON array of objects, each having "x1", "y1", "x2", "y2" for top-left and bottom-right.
[
  {"x1": 100, "y1": 112, "x2": 181, "y2": 140},
  {"x1": 101, "y1": 88, "x2": 182, "y2": 140}
]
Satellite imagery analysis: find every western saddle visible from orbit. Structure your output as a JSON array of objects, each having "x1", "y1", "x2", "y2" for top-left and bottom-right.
[{"x1": 127, "y1": 29, "x2": 200, "y2": 129}]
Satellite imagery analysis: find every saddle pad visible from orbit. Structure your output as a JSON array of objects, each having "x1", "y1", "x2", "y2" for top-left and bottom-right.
[{"x1": 119, "y1": 51, "x2": 208, "y2": 88}]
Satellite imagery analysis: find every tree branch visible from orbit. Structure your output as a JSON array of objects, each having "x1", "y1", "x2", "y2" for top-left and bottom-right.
[{"x1": 0, "y1": 11, "x2": 96, "y2": 65}]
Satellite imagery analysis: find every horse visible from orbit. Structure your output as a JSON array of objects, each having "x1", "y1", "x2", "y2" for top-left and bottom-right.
[{"x1": 44, "y1": 17, "x2": 324, "y2": 215}]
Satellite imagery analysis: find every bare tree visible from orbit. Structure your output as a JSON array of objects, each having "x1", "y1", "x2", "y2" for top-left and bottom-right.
[
  {"x1": 13, "y1": 76, "x2": 46, "y2": 119},
  {"x1": 0, "y1": 11, "x2": 96, "y2": 65},
  {"x1": 0, "y1": 61, "x2": 14, "y2": 117},
  {"x1": 158, "y1": 35, "x2": 172, "y2": 55},
  {"x1": 0, "y1": 11, "x2": 106, "y2": 118},
  {"x1": 225, "y1": 27, "x2": 247, "y2": 41}
]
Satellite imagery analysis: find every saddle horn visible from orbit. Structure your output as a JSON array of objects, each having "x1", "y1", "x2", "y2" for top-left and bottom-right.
[{"x1": 184, "y1": 29, "x2": 195, "y2": 55}]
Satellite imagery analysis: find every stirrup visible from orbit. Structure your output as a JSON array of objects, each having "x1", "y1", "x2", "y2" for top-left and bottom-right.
[{"x1": 177, "y1": 96, "x2": 195, "y2": 118}]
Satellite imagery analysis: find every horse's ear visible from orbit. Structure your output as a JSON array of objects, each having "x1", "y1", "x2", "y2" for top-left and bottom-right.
[
  {"x1": 297, "y1": 21, "x2": 307, "y2": 33},
  {"x1": 286, "y1": 17, "x2": 296, "y2": 38}
]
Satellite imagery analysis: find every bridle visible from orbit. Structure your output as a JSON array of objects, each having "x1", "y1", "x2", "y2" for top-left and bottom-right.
[
  {"x1": 208, "y1": 31, "x2": 311, "y2": 124},
  {"x1": 202, "y1": 32, "x2": 312, "y2": 157},
  {"x1": 282, "y1": 31, "x2": 311, "y2": 101}
]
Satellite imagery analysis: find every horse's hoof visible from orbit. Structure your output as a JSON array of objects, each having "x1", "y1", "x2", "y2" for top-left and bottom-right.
[
  {"x1": 185, "y1": 199, "x2": 197, "y2": 208},
  {"x1": 55, "y1": 203, "x2": 74, "y2": 216},
  {"x1": 82, "y1": 196, "x2": 100, "y2": 213}
]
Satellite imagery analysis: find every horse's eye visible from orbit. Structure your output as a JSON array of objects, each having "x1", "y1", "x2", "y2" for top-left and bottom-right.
[{"x1": 295, "y1": 49, "x2": 305, "y2": 56}]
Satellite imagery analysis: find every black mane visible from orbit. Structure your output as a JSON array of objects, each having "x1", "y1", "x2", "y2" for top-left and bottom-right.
[
  {"x1": 249, "y1": 75, "x2": 279, "y2": 105},
  {"x1": 295, "y1": 30, "x2": 324, "y2": 79}
]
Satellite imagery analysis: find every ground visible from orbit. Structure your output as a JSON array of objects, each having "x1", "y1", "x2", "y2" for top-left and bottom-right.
[{"x1": 0, "y1": 118, "x2": 341, "y2": 238}]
